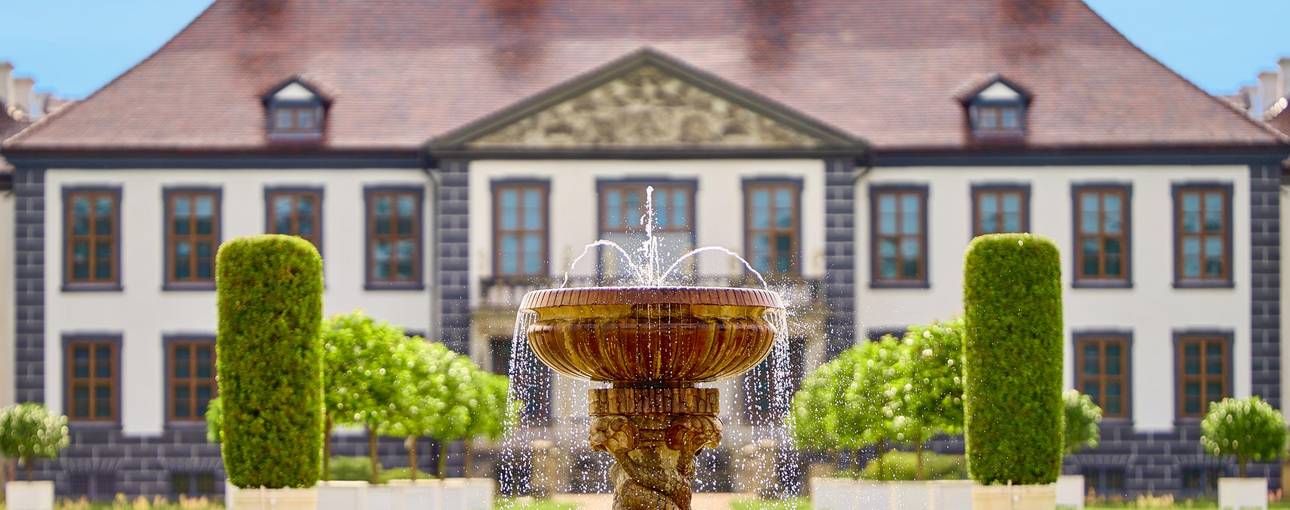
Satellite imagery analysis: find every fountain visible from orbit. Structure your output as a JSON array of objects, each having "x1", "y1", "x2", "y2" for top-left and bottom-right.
[{"x1": 511, "y1": 187, "x2": 789, "y2": 509}]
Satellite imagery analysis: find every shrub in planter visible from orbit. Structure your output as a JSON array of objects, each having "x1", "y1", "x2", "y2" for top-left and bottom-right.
[
  {"x1": 428, "y1": 354, "x2": 484, "y2": 478},
  {"x1": 888, "y1": 318, "x2": 965, "y2": 480},
  {"x1": 322, "y1": 311, "x2": 411, "y2": 483},
  {"x1": 329, "y1": 456, "x2": 373, "y2": 482},
  {"x1": 205, "y1": 397, "x2": 223, "y2": 444},
  {"x1": 383, "y1": 336, "x2": 453, "y2": 481},
  {"x1": 790, "y1": 346, "x2": 863, "y2": 464},
  {"x1": 1063, "y1": 390, "x2": 1101, "y2": 455},
  {"x1": 0, "y1": 403, "x2": 69, "y2": 480},
  {"x1": 1200, "y1": 396, "x2": 1286, "y2": 477},
  {"x1": 859, "y1": 451, "x2": 967, "y2": 481},
  {"x1": 217, "y1": 234, "x2": 324, "y2": 488},
  {"x1": 841, "y1": 335, "x2": 904, "y2": 472},
  {"x1": 963, "y1": 233, "x2": 1063, "y2": 485},
  {"x1": 464, "y1": 370, "x2": 513, "y2": 476}
]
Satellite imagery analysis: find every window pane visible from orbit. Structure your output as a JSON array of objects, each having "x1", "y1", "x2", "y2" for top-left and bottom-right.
[
  {"x1": 655, "y1": 191, "x2": 670, "y2": 228},
  {"x1": 1106, "y1": 344, "x2": 1121, "y2": 375},
  {"x1": 74, "y1": 385, "x2": 89, "y2": 417},
  {"x1": 196, "y1": 242, "x2": 214, "y2": 279},
  {"x1": 1182, "y1": 238, "x2": 1201, "y2": 278},
  {"x1": 95, "y1": 385, "x2": 111, "y2": 417},
  {"x1": 625, "y1": 193, "x2": 640, "y2": 225},
  {"x1": 605, "y1": 191, "x2": 621, "y2": 228},
  {"x1": 297, "y1": 109, "x2": 316, "y2": 130},
  {"x1": 374, "y1": 197, "x2": 392, "y2": 234},
  {"x1": 1000, "y1": 107, "x2": 1019, "y2": 129},
  {"x1": 373, "y1": 241, "x2": 391, "y2": 279},
  {"x1": 175, "y1": 386, "x2": 191, "y2": 417},
  {"x1": 523, "y1": 190, "x2": 542, "y2": 230},
  {"x1": 1082, "y1": 382, "x2": 1099, "y2": 403},
  {"x1": 1182, "y1": 193, "x2": 1201, "y2": 233},
  {"x1": 196, "y1": 386, "x2": 212, "y2": 416},
  {"x1": 774, "y1": 234, "x2": 793, "y2": 273},
  {"x1": 522, "y1": 235, "x2": 541, "y2": 275},
  {"x1": 1082, "y1": 345, "x2": 1099, "y2": 375},
  {"x1": 173, "y1": 197, "x2": 191, "y2": 235},
  {"x1": 275, "y1": 108, "x2": 293, "y2": 129},
  {"x1": 74, "y1": 346, "x2": 90, "y2": 378},
  {"x1": 878, "y1": 195, "x2": 897, "y2": 234},
  {"x1": 900, "y1": 195, "x2": 920, "y2": 235},
  {"x1": 273, "y1": 196, "x2": 293, "y2": 234},
  {"x1": 751, "y1": 234, "x2": 770, "y2": 273},
  {"x1": 395, "y1": 240, "x2": 415, "y2": 278},
  {"x1": 673, "y1": 190, "x2": 688, "y2": 227},
  {"x1": 773, "y1": 189, "x2": 791, "y2": 229},
  {"x1": 73, "y1": 242, "x2": 90, "y2": 279},
  {"x1": 396, "y1": 196, "x2": 415, "y2": 235},
  {"x1": 297, "y1": 197, "x2": 315, "y2": 237},
  {"x1": 1081, "y1": 239, "x2": 1100, "y2": 276},
  {"x1": 1204, "y1": 237, "x2": 1223, "y2": 276},
  {"x1": 73, "y1": 198, "x2": 91, "y2": 235},
  {"x1": 174, "y1": 346, "x2": 190, "y2": 377},
  {"x1": 1203, "y1": 193, "x2": 1223, "y2": 232},
  {"x1": 900, "y1": 239, "x2": 920, "y2": 278},
  {"x1": 195, "y1": 196, "x2": 214, "y2": 235},
  {"x1": 752, "y1": 191, "x2": 769, "y2": 229},
  {"x1": 95, "y1": 346, "x2": 112, "y2": 377},
  {"x1": 94, "y1": 198, "x2": 113, "y2": 235},
  {"x1": 1207, "y1": 382, "x2": 1224, "y2": 401},
  {"x1": 196, "y1": 346, "x2": 213, "y2": 378},
  {"x1": 878, "y1": 239, "x2": 897, "y2": 279}
]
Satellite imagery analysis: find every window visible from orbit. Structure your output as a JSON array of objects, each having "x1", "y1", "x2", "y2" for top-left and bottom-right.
[
  {"x1": 165, "y1": 188, "x2": 220, "y2": 289},
  {"x1": 1082, "y1": 467, "x2": 1127, "y2": 500},
  {"x1": 870, "y1": 185, "x2": 928, "y2": 286},
  {"x1": 171, "y1": 473, "x2": 217, "y2": 499},
  {"x1": 1181, "y1": 466, "x2": 1223, "y2": 497},
  {"x1": 365, "y1": 187, "x2": 423, "y2": 288},
  {"x1": 1075, "y1": 333, "x2": 1130, "y2": 419},
  {"x1": 742, "y1": 338, "x2": 805, "y2": 424},
  {"x1": 971, "y1": 185, "x2": 1029, "y2": 236},
  {"x1": 70, "y1": 473, "x2": 117, "y2": 502},
  {"x1": 493, "y1": 182, "x2": 548, "y2": 277},
  {"x1": 598, "y1": 182, "x2": 695, "y2": 281},
  {"x1": 488, "y1": 336, "x2": 512, "y2": 376},
  {"x1": 1173, "y1": 184, "x2": 1232, "y2": 286},
  {"x1": 1175, "y1": 333, "x2": 1231, "y2": 419},
  {"x1": 65, "y1": 337, "x2": 118, "y2": 423},
  {"x1": 264, "y1": 78, "x2": 328, "y2": 140},
  {"x1": 961, "y1": 78, "x2": 1030, "y2": 140},
  {"x1": 167, "y1": 338, "x2": 216, "y2": 423},
  {"x1": 744, "y1": 181, "x2": 801, "y2": 276},
  {"x1": 63, "y1": 187, "x2": 121, "y2": 289},
  {"x1": 265, "y1": 188, "x2": 323, "y2": 250},
  {"x1": 270, "y1": 105, "x2": 323, "y2": 134},
  {"x1": 1072, "y1": 184, "x2": 1130, "y2": 286}
]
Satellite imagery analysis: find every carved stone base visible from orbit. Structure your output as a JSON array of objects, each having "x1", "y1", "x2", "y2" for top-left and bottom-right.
[{"x1": 589, "y1": 387, "x2": 722, "y2": 510}]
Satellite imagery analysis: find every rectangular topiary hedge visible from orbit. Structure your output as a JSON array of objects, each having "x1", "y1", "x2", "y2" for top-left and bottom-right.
[
  {"x1": 962, "y1": 233, "x2": 1064, "y2": 485},
  {"x1": 217, "y1": 234, "x2": 324, "y2": 488}
]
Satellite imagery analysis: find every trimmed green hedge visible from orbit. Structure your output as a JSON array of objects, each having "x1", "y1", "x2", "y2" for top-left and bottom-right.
[
  {"x1": 963, "y1": 233, "x2": 1064, "y2": 485},
  {"x1": 217, "y1": 235, "x2": 324, "y2": 488},
  {"x1": 859, "y1": 451, "x2": 967, "y2": 481}
]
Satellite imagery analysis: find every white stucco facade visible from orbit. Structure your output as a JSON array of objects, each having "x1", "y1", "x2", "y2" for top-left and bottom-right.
[
  {"x1": 857, "y1": 164, "x2": 1252, "y2": 432},
  {"x1": 43, "y1": 168, "x2": 435, "y2": 435}
]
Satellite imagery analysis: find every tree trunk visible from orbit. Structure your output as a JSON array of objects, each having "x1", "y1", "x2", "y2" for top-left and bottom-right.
[
  {"x1": 406, "y1": 436, "x2": 418, "y2": 481},
  {"x1": 437, "y1": 441, "x2": 449, "y2": 479},
  {"x1": 368, "y1": 425, "x2": 381, "y2": 485},
  {"x1": 323, "y1": 415, "x2": 333, "y2": 481},
  {"x1": 1239, "y1": 458, "x2": 1248, "y2": 478},
  {"x1": 463, "y1": 440, "x2": 474, "y2": 477},
  {"x1": 914, "y1": 441, "x2": 925, "y2": 481},
  {"x1": 25, "y1": 457, "x2": 32, "y2": 482}
]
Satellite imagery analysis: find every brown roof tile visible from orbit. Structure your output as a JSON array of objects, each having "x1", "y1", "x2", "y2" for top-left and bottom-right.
[{"x1": 5, "y1": 0, "x2": 1286, "y2": 153}]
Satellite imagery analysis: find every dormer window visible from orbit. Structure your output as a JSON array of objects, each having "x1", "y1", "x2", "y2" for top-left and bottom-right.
[
  {"x1": 262, "y1": 77, "x2": 330, "y2": 141},
  {"x1": 959, "y1": 75, "x2": 1031, "y2": 141}
]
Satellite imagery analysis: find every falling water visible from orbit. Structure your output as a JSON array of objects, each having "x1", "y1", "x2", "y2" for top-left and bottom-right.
[{"x1": 503, "y1": 185, "x2": 803, "y2": 498}]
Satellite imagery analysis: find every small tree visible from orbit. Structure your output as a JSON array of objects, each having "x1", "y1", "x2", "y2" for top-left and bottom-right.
[
  {"x1": 888, "y1": 318, "x2": 965, "y2": 480},
  {"x1": 842, "y1": 335, "x2": 904, "y2": 476},
  {"x1": 428, "y1": 354, "x2": 482, "y2": 478},
  {"x1": 1062, "y1": 390, "x2": 1101, "y2": 455},
  {"x1": 0, "y1": 403, "x2": 69, "y2": 481},
  {"x1": 217, "y1": 235, "x2": 324, "y2": 489},
  {"x1": 1200, "y1": 397, "x2": 1286, "y2": 477},
  {"x1": 789, "y1": 356, "x2": 846, "y2": 457},
  {"x1": 382, "y1": 336, "x2": 453, "y2": 481},
  {"x1": 464, "y1": 370, "x2": 513, "y2": 476},
  {"x1": 205, "y1": 397, "x2": 223, "y2": 444},
  {"x1": 322, "y1": 311, "x2": 411, "y2": 484}
]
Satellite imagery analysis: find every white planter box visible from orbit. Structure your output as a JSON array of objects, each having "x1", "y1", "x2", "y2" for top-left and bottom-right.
[
  {"x1": 388, "y1": 478, "x2": 444, "y2": 510},
  {"x1": 971, "y1": 484, "x2": 1056, "y2": 510},
  {"x1": 317, "y1": 480, "x2": 368, "y2": 510},
  {"x1": 888, "y1": 481, "x2": 933, "y2": 510},
  {"x1": 1056, "y1": 475, "x2": 1084, "y2": 509},
  {"x1": 809, "y1": 477, "x2": 851, "y2": 510},
  {"x1": 442, "y1": 478, "x2": 468, "y2": 510},
  {"x1": 1219, "y1": 477, "x2": 1267, "y2": 510},
  {"x1": 366, "y1": 484, "x2": 403, "y2": 510},
  {"x1": 5, "y1": 481, "x2": 55, "y2": 510},
  {"x1": 811, "y1": 478, "x2": 974, "y2": 510},
  {"x1": 930, "y1": 480, "x2": 974, "y2": 510},
  {"x1": 464, "y1": 477, "x2": 495, "y2": 510},
  {"x1": 228, "y1": 486, "x2": 318, "y2": 510}
]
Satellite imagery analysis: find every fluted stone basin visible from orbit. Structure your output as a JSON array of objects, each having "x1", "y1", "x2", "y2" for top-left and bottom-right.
[{"x1": 518, "y1": 286, "x2": 786, "y2": 510}]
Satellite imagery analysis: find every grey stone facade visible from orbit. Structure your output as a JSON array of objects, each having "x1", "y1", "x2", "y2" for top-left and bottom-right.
[
  {"x1": 14, "y1": 166, "x2": 45, "y2": 403},
  {"x1": 436, "y1": 159, "x2": 471, "y2": 353},
  {"x1": 823, "y1": 157, "x2": 856, "y2": 359}
]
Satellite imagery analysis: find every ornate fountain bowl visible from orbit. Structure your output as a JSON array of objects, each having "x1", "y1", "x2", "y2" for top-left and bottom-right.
[{"x1": 519, "y1": 286, "x2": 784, "y2": 385}]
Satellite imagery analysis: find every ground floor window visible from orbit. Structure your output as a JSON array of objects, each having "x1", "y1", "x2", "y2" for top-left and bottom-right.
[
  {"x1": 69, "y1": 473, "x2": 117, "y2": 502},
  {"x1": 1181, "y1": 466, "x2": 1223, "y2": 497},
  {"x1": 170, "y1": 472, "x2": 217, "y2": 499},
  {"x1": 1082, "y1": 466, "x2": 1127, "y2": 500}
]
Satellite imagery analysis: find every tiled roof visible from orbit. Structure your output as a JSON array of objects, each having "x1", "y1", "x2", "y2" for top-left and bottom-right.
[{"x1": 5, "y1": 0, "x2": 1286, "y2": 153}]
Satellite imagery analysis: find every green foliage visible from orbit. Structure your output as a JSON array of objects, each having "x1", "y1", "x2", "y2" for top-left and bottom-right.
[
  {"x1": 840, "y1": 335, "x2": 904, "y2": 451},
  {"x1": 858, "y1": 451, "x2": 968, "y2": 481},
  {"x1": 495, "y1": 499, "x2": 583, "y2": 510},
  {"x1": 788, "y1": 350, "x2": 854, "y2": 452},
  {"x1": 1063, "y1": 390, "x2": 1102, "y2": 455},
  {"x1": 1200, "y1": 396, "x2": 1286, "y2": 477},
  {"x1": 887, "y1": 318, "x2": 965, "y2": 447},
  {"x1": 217, "y1": 234, "x2": 324, "y2": 489},
  {"x1": 0, "y1": 403, "x2": 69, "y2": 479},
  {"x1": 728, "y1": 498, "x2": 811, "y2": 510},
  {"x1": 327, "y1": 456, "x2": 372, "y2": 481},
  {"x1": 962, "y1": 233, "x2": 1064, "y2": 485},
  {"x1": 381, "y1": 336, "x2": 454, "y2": 440},
  {"x1": 322, "y1": 311, "x2": 409, "y2": 430},
  {"x1": 204, "y1": 397, "x2": 222, "y2": 444}
]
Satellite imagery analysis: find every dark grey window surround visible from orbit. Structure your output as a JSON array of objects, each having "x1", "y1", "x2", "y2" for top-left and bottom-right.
[
  {"x1": 969, "y1": 182, "x2": 1030, "y2": 237},
  {"x1": 1172, "y1": 329, "x2": 1234, "y2": 423},
  {"x1": 61, "y1": 185, "x2": 124, "y2": 292},
  {"x1": 489, "y1": 178, "x2": 551, "y2": 279},
  {"x1": 742, "y1": 177, "x2": 805, "y2": 278},
  {"x1": 263, "y1": 185, "x2": 325, "y2": 256},
  {"x1": 161, "y1": 186, "x2": 223, "y2": 292},
  {"x1": 1072, "y1": 329, "x2": 1134, "y2": 424},
  {"x1": 363, "y1": 184, "x2": 426, "y2": 291},
  {"x1": 1070, "y1": 182, "x2": 1133, "y2": 289},
  {"x1": 1171, "y1": 181, "x2": 1235, "y2": 289},
  {"x1": 61, "y1": 332, "x2": 123, "y2": 428},
  {"x1": 868, "y1": 183, "x2": 930, "y2": 289}
]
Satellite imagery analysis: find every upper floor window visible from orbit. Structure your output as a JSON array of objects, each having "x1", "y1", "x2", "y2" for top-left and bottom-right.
[
  {"x1": 167, "y1": 337, "x2": 216, "y2": 423},
  {"x1": 1072, "y1": 184, "x2": 1131, "y2": 287},
  {"x1": 1173, "y1": 184, "x2": 1232, "y2": 287},
  {"x1": 971, "y1": 184, "x2": 1029, "y2": 236},
  {"x1": 365, "y1": 186, "x2": 423, "y2": 289},
  {"x1": 598, "y1": 182, "x2": 695, "y2": 281},
  {"x1": 960, "y1": 76, "x2": 1031, "y2": 141},
  {"x1": 493, "y1": 182, "x2": 549, "y2": 278},
  {"x1": 63, "y1": 187, "x2": 121, "y2": 289},
  {"x1": 870, "y1": 184, "x2": 928, "y2": 287},
  {"x1": 263, "y1": 78, "x2": 329, "y2": 141},
  {"x1": 745, "y1": 180, "x2": 801, "y2": 276},
  {"x1": 1175, "y1": 332, "x2": 1231, "y2": 419},
  {"x1": 65, "y1": 336, "x2": 119, "y2": 423},
  {"x1": 165, "y1": 188, "x2": 221, "y2": 289},
  {"x1": 266, "y1": 187, "x2": 323, "y2": 251},
  {"x1": 1075, "y1": 332, "x2": 1130, "y2": 419}
]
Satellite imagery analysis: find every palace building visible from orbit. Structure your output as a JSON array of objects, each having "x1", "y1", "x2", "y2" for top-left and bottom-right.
[{"x1": 1, "y1": 0, "x2": 1287, "y2": 500}]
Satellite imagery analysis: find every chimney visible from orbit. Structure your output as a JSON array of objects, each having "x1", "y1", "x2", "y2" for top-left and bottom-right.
[
  {"x1": 1239, "y1": 85, "x2": 1257, "y2": 116},
  {"x1": 1280, "y1": 57, "x2": 1290, "y2": 98},
  {"x1": 33, "y1": 92, "x2": 50, "y2": 118},
  {"x1": 11, "y1": 77, "x2": 34, "y2": 116},
  {"x1": 1259, "y1": 71, "x2": 1279, "y2": 117},
  {"x1": 0, "y1": 61, "x2": 12, "y2": 109}
]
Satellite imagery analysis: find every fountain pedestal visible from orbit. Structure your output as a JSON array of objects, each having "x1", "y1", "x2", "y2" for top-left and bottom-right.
[{"x1": 521, "y1": 287, "x2": 784, "y2": 510}]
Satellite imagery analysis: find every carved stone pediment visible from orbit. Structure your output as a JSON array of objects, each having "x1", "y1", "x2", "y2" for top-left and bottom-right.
[{"x1": 466, "y1": 65, "x2": 826, "y2": 149}]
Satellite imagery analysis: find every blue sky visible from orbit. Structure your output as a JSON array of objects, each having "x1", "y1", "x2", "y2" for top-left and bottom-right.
[{"x1": 0, "y1": 1, "x2": 1287, "y2": 99}]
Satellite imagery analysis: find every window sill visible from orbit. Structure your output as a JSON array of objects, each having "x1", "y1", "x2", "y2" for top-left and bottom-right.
[
  {"x1": 869, "y1": 280, "x2": 930, "y2": 290},
  {"x1": 364, "y1": 281, "x2": 426, "y2": 291},
  {"x1": 1172, "y1": 280, "x2": 1235, "y2": 290},
  {"x1": 62, "y1": 283, "x2": 124, "y2": 293},
  {"x1": 165, "y1": 420, "x2": 208, "y2": 430},
  {"x1": 164, "y1": 282, "x2": 217, "y2": 292},
  {"x1": 68, "y1": 421, "x2": 121, "y2": 430},
  {"x1": 1071, "y1": 280, "x2": 1132, "y2": 290}
]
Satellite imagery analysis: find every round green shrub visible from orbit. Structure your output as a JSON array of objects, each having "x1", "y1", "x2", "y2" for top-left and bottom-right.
[
  {"x1": 842, "y1": 335, "x2": 904, "y2": 453},
  {"x1": 1063, "y1": 390, "x2": 1102, "y2": 455},
  {"x1": 1200, "y1": 396, "x2": 1286, "y2": 477},
  {"x1": 205, "y1": 397, "x2": 223, "y2": 444},
  {"x1": 963, "y1": 233, "x2": 1064, "y2": 485},
  {"x1": 789, "y1": 351, "x2": 851, "y2": 453},
  {"x1": 217, "y1": 234, "x2": 324, "y2": 488},
  {"x1": 0, "y1": 403, "x2": 69, "y2": 480}
]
